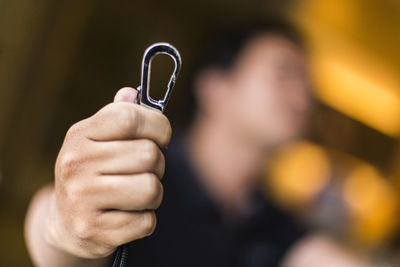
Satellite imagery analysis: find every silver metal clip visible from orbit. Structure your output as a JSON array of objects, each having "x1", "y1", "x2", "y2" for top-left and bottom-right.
[{"x1": 137, "y1": 42, "x2": 181, "y2": 113}]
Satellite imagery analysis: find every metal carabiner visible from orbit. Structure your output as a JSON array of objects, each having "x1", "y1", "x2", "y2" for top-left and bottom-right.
[{"x1": 137, "y1": 42, "x2": 182, "y2": 113}]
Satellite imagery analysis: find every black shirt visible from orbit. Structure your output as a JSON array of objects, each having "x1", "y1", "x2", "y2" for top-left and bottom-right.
[{"x1": 125, "y1": 138, "x2": 304, "y2": 267}]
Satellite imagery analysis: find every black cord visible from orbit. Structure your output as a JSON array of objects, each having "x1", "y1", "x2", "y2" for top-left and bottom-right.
[{"x1": 111, "y1": 244, "x2": 128, "y2": 267}]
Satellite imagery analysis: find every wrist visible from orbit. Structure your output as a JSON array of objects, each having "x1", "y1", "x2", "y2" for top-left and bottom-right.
[{"x1": 43, "y1": 191, "x2": 66, "y2": 253}]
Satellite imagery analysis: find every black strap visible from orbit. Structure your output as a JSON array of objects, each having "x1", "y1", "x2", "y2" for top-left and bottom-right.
[{"x1": 111, "y1": 244, "x2": 128, "y2": 267}]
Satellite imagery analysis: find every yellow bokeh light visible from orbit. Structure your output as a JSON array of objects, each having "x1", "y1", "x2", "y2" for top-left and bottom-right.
[
  {"x1": 313, "y1": 55, "x2": 400, "y2": 136},
  {"x1": 290, "y1": 0, "x2": 400, "y2": 137},
  {"x1": 266, "y1": 141, "x2": 331, "y2": 207},
  {"x1": 343, "y1": 164, "x2": 399, "y2": 245}
]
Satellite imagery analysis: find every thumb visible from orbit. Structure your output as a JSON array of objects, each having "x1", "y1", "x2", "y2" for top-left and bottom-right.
[{"x1": 114, "y1": 87, "x2": 138, "y2": 103}]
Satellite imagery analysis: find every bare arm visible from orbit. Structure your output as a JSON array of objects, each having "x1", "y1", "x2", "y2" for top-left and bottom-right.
[
  {"x1": 281, "y1": 234, "x2": 373, "y2": 267},
  {"x1": 24, "y1": 88, "x2": 171, "y2": 266}
]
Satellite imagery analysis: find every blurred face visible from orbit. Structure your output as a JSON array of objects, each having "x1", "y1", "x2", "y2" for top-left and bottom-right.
[{"x1": 217, "y1": 34, "x2": 312, "y2": 147}]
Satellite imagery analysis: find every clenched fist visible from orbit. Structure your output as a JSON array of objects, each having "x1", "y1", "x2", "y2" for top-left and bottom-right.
[{"x1": 45, "y1": 87, "x2": 171, "y2": 259}]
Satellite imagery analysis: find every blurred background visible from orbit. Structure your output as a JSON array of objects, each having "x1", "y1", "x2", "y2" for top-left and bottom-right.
[{"x1": 1, "y1": 0, "x2": 400, "y2": 265}]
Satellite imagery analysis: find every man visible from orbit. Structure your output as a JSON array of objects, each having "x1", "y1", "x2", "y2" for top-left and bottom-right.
[{"x1": 25, "y1": 20, "x2": 372, "y2": 267}]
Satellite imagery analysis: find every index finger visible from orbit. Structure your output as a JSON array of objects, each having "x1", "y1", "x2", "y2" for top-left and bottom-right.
[{"x1": 83, "y1": 102, "x2": 172, "y2": 147}]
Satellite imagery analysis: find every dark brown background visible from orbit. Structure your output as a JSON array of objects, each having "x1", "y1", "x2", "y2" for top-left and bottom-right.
[{"x1": 1, "y1": 0, "x2": 400, "y2": 265}]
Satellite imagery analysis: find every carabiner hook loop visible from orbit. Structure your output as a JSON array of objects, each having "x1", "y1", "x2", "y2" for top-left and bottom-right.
[{"x1": 138, "y1": 42, "x2": 181, "y2": 113}]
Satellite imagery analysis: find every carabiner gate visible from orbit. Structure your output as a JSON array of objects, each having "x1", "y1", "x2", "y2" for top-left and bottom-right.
[{"x1": 137, "y1": 42, "x2": 181, "y2": 113}]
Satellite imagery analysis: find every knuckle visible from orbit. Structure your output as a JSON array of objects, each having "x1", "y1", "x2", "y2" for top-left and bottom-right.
[
  {"x1": 72, "y1": 217, "x2": 96, "y2": 241},
  {"x1": 143, "y1": 174, "x2": 163, "y2": 207},
  {"x1": 114, "y1": 104, "x2": 140, "y2": 135},
  {"x1": 65, "y1": 122, "x2": 82, "y2": 139},
  {"x1": 65, "y1": 180, "x2": 89, "y2": 205},
  {"x1": 141, "y1": 140, "x2": 159, "y2": 168},
  {"x1": 56, "y1": 150, "x2": 82, "y2": 179},
  {"x1": 140, "y1": 211, "x2": 156, "y2": 236},
  {"x1": 158, "y1": 153, "x2": 166, "y2": 178},
  {"x1": 102, "y1": 236, "x2": 121, "y2": 250},
  {"x1": 160, "y1": 116, "x2": 172, "y2": 147}
]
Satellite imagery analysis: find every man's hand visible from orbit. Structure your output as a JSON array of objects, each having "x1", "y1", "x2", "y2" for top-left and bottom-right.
[{"x1": 44, "y1": 87, "x2": 171, "y2": 259}]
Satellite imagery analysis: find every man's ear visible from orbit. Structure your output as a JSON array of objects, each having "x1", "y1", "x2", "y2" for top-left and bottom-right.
[{"x1": 193, "y1": 68, "x2": 229, "y2": 115}]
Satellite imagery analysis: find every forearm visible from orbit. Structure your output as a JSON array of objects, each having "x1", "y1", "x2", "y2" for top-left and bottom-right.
[{"x1": 24, "y1": 185, "x2": 113, "y2": 267}]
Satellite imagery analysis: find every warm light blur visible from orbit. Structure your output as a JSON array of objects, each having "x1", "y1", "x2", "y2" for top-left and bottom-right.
[
  {"x1": 313, "y1": 51, "x2": 400, "y2": 137},
  {"x1": 290, "y1": 0, "x2": 400, "y2": 137},
  {"x1": 266, "y1": 141, "x2": 331, "y2": 207},
  {"x1": 266, "y1": 139, "x2": 400, "y2": 249},
  {"x1": 343, "y1": 164, "x2": 399, "y2": 246}
]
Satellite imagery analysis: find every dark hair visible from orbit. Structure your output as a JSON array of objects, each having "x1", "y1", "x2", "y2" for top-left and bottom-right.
[
  {"x1": 195, "y1": 19, "x2": 304, "y2": 75},
  {"x1": 175, "y1": 18, "x2": 305, "y2": 129}
]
